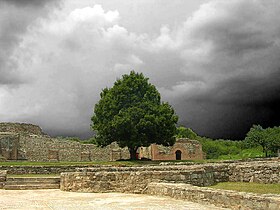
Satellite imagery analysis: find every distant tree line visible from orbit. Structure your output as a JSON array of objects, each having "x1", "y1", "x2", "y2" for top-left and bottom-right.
[
  {"x1": 244, "y1": 125, "x2": 280, "y2": 157},
  {"x1": 174, "y1": 125, "x2": 280, "y2": 159}
]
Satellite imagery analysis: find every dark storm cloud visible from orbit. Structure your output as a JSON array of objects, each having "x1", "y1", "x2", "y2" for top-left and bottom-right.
[
  {"x1": 177, "y1": 69, "x2": 280, "y2": 139},
  {"x1": 0, "y1": 0, "x2": 60, "y2": 85},
  {"x1": 1, "y1": 0, "x2": 280, "y2": 140},
  {"x1": 1, "y1": 0, "x2": 58, "y2": 7},
  {"x1": 170, "y1": 0, "x2": 280, "y2": 139}
]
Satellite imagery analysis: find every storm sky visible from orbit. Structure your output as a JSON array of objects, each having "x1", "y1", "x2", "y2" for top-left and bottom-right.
[{"x1": 0, "y1": 0, "x2": 280, "y2": 139}]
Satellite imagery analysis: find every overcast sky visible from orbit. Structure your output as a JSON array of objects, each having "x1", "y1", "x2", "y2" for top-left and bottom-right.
[{"x1": 0, "y1": 0, "x2": 279, "y2": 139}]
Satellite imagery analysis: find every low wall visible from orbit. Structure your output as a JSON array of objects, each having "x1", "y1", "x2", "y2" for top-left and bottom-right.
[
  {"x1": 60, "y1": 160, "x2": 280, "y2": 193},
  {"x1": 0, "y1": 170, "x2": 7, "y2": 189},
  {"x1": 228, "y1": 161, "x2": 280, "y2": 184},
  {"x1": 146, "y1": 182, "x2": 280, "y2": 210},
  {"x1": 60, "y1": 168, "x2": 215, "y2": 193}
]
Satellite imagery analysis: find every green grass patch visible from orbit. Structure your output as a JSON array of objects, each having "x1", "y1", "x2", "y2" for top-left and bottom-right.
[
  {"x1": 0, "y1": 161, "x2": 141, "y2": 166},
  {"x1": 217, "y1": 147, "x2": 264, "y2": 160},
  {"x1": 7, "y1": 174, "x2": 59, "y2": 178},
  {"x1": 209, "y1": 182, "x2": 280, "y2": 194}
]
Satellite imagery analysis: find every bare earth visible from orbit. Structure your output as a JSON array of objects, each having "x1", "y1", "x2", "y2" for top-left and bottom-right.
[{"x1": 0, "y1": 189, "x2": 229, "y2": 210}]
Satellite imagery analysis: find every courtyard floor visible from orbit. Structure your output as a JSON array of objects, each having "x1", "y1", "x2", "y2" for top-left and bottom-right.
[{"x1": 0, "y1": 189, "x2": 228, "y2": 210}]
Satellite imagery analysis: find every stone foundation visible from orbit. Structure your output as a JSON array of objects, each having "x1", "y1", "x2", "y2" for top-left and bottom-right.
[
  {"x1": 0, "y1": 170, "x2": 7, "y2": 189},
  {"x1": 60, "y1": 160, "x2": 280, "y2": 193},
  {"x1": 60, "y1": 169, "x2": 215, "y2": 193},
  {"x1": 59, "y1": 160, "x2": 280, "y2": 209},
  {"x1": 146, "y1": 182, "x2": 280, "y2": 210},
  {"x1": 228, "y1": 161, "x2": 280, "y2": 183}
]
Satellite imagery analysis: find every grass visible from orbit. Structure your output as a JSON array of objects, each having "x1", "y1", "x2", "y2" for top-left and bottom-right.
[
  {"x1": 217, "y1": 147, "x2": 264, "y2": 160},
  {"x1": 0, "y1": 161, "x2": 142, "y2": 166},
  {"x1": 0, "y1": 157, "x2": 269, "y2": 167},
  {"x1": 209, "y1": 182, "x2": 280, "y2": 194},
  {"x1": 7, "y1": 174, "x2": 59, "y2": 178}
]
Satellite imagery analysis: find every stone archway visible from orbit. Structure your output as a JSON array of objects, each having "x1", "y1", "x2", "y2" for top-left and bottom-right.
[{"x1": 175, "y1": 150, "x2": 182, "y2": 160}]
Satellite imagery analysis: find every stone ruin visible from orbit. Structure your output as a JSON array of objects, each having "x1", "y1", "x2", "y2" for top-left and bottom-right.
[{"x1": 0, "y1": 122, "x2": 203, "y2": 162}]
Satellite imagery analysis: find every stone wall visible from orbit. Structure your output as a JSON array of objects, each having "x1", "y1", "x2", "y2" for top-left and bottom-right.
[
  {"x1": 228, "y1": 161, "x2": 280, "y2": 184},
  {"x1": 60, "y1": 160, "x2": 280, "y2": 193},
  {"x1": 0, "y1": 170, "x2": 7, "y2": 189},
  {"x1": 19, "y1": 136, "x2": 130, "y2": 162},
  {"x1": 0, "y1": 123, "x2": 45, "y2": 136},
  {"x1": 0, "y1": 133, "x2": 20, "y2": 160},
  {"x1": 0, "y1": 123, "x2": 204, "y2": 162},
  {"x1": 60, "y1": 168, "x2": 215, "y2": 193},
  {"x1": 146, "y1": 182, "x2": 280, "y2": 210}
]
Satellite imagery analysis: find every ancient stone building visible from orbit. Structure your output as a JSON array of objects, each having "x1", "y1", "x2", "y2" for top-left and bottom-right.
[
  {"x1": 0, "y1": 123, "x2": 203, "y2": 161},
  {"x1": 139, "y1": 138, "x2": 203, "y2": 161}
]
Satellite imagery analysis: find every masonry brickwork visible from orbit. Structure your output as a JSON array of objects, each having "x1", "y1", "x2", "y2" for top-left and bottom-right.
[
  {"x1": 60, "y1": 159, "x2": 280, "y2": 209},
  {"x1": 0, "y1": 122, "x2": 203, "y2": 162},
  {"x1": 60, "y1": 160, "x2": 280, "y2": 193},
  {"x1": 148, "y1": 138, "x2": 203, "y2": 160},
  {"x1": 1, "y1": 159, "x2": 279, "y2": 209},
  {"x1": 146, "y1": 182, "x2": 280, "y2": 210},
  {"x1": 0, "y1": 170, "x2": 6, "y2": 189}
]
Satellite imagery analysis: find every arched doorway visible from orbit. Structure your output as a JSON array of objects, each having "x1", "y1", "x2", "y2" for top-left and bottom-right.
[{"x1": 175, "y1": 150, "x2": 182, "y2": 160}]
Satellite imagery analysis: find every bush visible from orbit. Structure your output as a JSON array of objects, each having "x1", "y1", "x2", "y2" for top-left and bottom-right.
[{"x1": 196, "y1": 136, "x2": 260, "y2": 160}]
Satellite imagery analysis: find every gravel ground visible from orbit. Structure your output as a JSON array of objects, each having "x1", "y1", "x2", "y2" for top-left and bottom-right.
[{"x1": 0, "y1": 189, "x2": 229, "y2": 210}]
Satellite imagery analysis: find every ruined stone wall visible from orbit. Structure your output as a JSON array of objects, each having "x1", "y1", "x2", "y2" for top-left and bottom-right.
[
  {"x1": 0, "y1": 123, "x2": 204, "y2": 162},
  {"x1": 150, "y1": 139, "x2": 203, "y2": 161},
  {"x1": 60, "y1": 160, "x2": 280, "y2": 193},
  {"x1": 146, "y1": 182, "x2": 280, "y2": 210},
  {"x1": 0, "y1": 170, "x2": 7, "y2": 189},
  {"x1": 228, "y1": 161, "x2": 280, "y2": 184},
  {"x1": 0, "y1": 123, "x2": 45, "y2": 136},
  {"x1": 19, "y1": 136, "x2": 130, "y2": 162},
  {"x1": 60, "y1": 168, "x2": 215, "y2": 193},
  {"x1": 0, "y1": 133, "x2": 20, "y2": 160}
]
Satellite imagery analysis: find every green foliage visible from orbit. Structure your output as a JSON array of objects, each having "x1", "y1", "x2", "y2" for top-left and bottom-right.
[
  {"x1": 218, "y1": 147, "x2": 263, "y2": 160},
  {"x1": 0, "y1": 161, "x2": 144, "y2": 166},
  {"x1": 81, "y1": 137, "x2": 97, "y2": 144},
  {"x1": 57, "y1": 136, "x2": 81, "y2": 142},
  {"x1": 91, "y1": 71, "x2": 178, "y2": 159},
  {"x1": 176, "y1": 126, "x2": 198, "y2": 139},
  {"x1": 245, "y1": 125, "x2": 280, "y2": 157},
  {"x1": 196, "y1": 136, "x2": 263, "y2": 160}
]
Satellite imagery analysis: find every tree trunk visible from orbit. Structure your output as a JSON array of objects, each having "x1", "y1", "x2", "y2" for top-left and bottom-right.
[{"x1": 129, "y1": 147, "x2": 138, "y2": 160}]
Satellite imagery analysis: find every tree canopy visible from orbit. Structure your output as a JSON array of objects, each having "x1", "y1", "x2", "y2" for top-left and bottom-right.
[
  {"x1": 91, "y1": 71, "x2": 178, "y2": 159},
  {"x1": 245, "y1": 125, "x2": 280, "y2": 157},
  {"x1": 176, "y1": 126, "x2": 198, "y2": 139}
]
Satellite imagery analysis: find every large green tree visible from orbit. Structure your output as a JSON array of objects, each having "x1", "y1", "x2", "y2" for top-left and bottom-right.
[
  {"x1": 245, "y1": 125, "x2": 280, "y2": 157},
  {"x1": 91, "y1": 71, "x2": 178, "y2": 159}
]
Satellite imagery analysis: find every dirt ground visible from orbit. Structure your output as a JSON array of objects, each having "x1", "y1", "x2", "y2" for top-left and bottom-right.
[{"x1": 0, "y1": 189, "x2": 228, "y2": 210}]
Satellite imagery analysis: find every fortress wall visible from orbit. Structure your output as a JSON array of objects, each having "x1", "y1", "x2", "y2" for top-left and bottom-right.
[
  {"x1": 0, "y1": 123, "x2": 45, "y2": 136},
  {"x1": 19, "y1": 136, "x2": 130, "y2": 162},
  {"x1": 0, "y1": 123, "x2": 203, "y2": 162}
]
